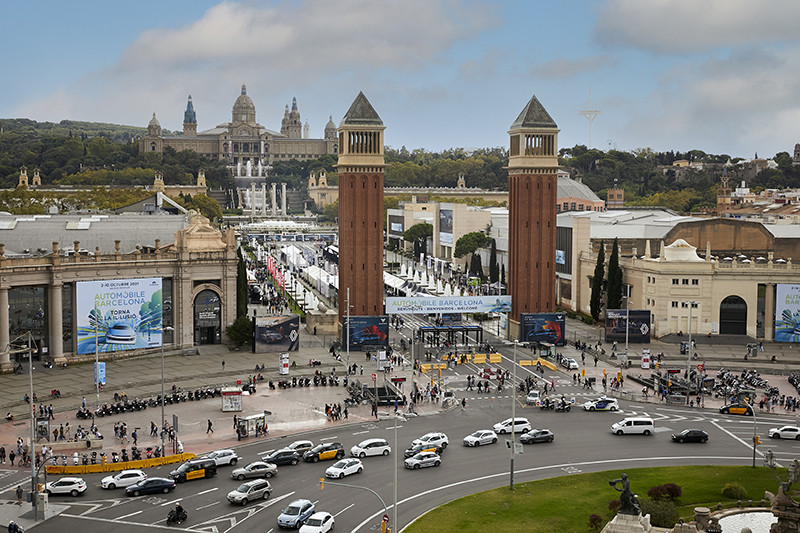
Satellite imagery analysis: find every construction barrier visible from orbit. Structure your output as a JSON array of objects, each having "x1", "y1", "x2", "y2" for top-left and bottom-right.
[
  {"x1": 472, "y1": 354, "x2": 486, "y2": 364},
  {"x1": 45, "y1": 452, "x2": 196, "y2": 475},
  {"x1": 488, "y1": 353, "x2": 503, "y2": 364},
  {"x1": 537, "y1": 357, "x2": 557, "y2": 371},
  {"x1": 519, "y1": 360, "x2": 535, "y2": 366}
]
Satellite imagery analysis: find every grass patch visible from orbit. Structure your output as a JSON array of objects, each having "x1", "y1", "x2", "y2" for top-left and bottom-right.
[{"x1": 403, "y1": 466, "x2": 783, "y2": 533}]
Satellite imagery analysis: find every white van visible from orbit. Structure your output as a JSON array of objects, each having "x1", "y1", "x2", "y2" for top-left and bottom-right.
[{"x1": 611, "y1": 417, "x2": 654, "y2": 435}]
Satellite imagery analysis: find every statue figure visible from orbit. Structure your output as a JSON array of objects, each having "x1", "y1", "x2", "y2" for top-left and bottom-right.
[{"x1": 610, "y1": 473, "x2": 641, "y2": 515}]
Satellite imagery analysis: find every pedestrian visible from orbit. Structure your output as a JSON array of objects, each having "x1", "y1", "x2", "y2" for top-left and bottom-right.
[
  {"x1": 461, "y1": 398, "x2": 466, "y2": 410},
  {"x1": 0, "y1": 446, "x2": 5, "y2": 464},
  {"x1": 151, "y1": 421, "x2": 157, "y2": 436},
  {"x1": 594, "y1": 355, "x2": 598, "y2": 367},
  {"x1": 371, "y1": 402, "x2": 378, "y2": 419},
  {"x1": 207, "y1": 419, "x2": 214, "y2": 434},
  {"x1": 9, "y1": 450, "x2": 15, "y2": 467},
  {"x1": 221, "y1": 359, "x2": 225, "y2": 370},
  {"x1": 82, "y1": 397, "x2": 86, "y2": 409},
  {"x1": 15, "y1": 485, "x2": 22, "y2": 505},
  {"x1": 132, "y1": 429, "x2": 138, "y2": 446},
  {"x1": 344, "y1": 408, "x2": 348, "y2": 420}
]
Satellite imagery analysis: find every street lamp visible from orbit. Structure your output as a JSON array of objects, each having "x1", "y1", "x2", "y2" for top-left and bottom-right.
[
  {"x1": 160, "y1": 326, "x2": 174, "y2": 457},
  {"x1": 509, "y1": 339, "x2": 519, "y2": 490},
  {"x1": 684, "y1": 302, "x2": 699, "y2": 405},
  {"x1": 346, "y1": 288, "x2": 352, "y2": 374}
]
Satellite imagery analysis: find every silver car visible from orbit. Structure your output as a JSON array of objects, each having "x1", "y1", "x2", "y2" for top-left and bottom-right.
[
  {"x1": 231, "y1": 461, "x2": 277, "y2": 480},
  {"x1": 462, "y1": 430, "x2": 498, "y2": 447},
  {"x1": 403, "y1": 451, "x2": 441, "y2": 470},
  {"x1": 227, "y1": 479, "x2": 271, "y2": 505}
]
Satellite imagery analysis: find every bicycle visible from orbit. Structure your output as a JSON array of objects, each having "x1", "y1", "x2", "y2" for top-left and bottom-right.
[{"x1": 18, "y1": 455, "x2": 31, "y2": 467}]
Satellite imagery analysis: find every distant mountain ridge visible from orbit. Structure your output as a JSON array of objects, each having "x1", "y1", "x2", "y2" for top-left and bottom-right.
[{"x1": 0, "y1": 118, "x2": 178, "y2": 143}]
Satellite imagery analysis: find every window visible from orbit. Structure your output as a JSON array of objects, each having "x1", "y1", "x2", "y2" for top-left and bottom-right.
[
  {"x1": 691, "y1": 302, "x2": 699, "y2": 308},
  {"x1": 672, "y1": 302, "x2": 678, "y2": 308},
  {"x1": 672, "y1": 279, "x2": 679, "y2": 285},
  {"x1": 563, "y1": 202, "x2": 568, "y2": 212},
  {"x1": 682, "y1": 279, "x2": 689, "y2": 285},
  {"x1": 692, "y1": 279, "x2": 699, "y2": 285},
  {"x1": 570, "y1": 202, "x2": 576, "y2": 211},
  {"x1": 578, "y1": 204, "x2": 584, "y2": 211}
]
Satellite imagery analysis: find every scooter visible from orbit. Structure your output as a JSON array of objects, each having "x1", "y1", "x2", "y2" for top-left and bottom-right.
[{"x1": 167, "y1": 508, "x2": 188, "y2": 525}]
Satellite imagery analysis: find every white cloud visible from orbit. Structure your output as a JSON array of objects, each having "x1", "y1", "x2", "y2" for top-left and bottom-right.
[
  {"x1": 532, "y1": 55, "x2": 614, "y2": 79},
  {"x1": 595, "y1": 0, "x2": 800, "y2": 54}
]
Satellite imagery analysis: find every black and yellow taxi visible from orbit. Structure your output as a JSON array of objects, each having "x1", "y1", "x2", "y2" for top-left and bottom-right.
[
  {"x1": 303, "y1": 442, "x2": 345, "y2": 463},
  {"x1": 719, "y1": 403, "x2": 753, "y2": 416},
  {"x1": 403, "y1": 442, "x2": 445, "y2": 458},
  {"x1": 169, "y1": 458, "x2": 217, "y2": 482}
]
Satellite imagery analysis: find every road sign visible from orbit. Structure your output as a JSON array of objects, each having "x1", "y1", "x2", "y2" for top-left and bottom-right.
[
  {"x1": 383, "y1": 514, "x2": 389, "y2": 522},
  {"x1": 372, "y1": 373, "x2": 377, "y2": 382}
]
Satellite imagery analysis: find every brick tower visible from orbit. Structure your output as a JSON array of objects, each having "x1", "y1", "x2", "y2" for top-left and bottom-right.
[
  {"x1": 507, "y1": 95, "x2": 559, "y2": 339},
  {"x1": 336, "y1": 92, "x2": 386, "y2": 322}
]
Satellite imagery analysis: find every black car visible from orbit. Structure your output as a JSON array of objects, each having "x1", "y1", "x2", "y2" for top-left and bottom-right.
[
  {"x1": 403, "y1": 442, "x2": 445, "y2": 458},
  {"x1": 719, "y1": 404, "x2": 753, "y2": 416},
  {"x1": 519, "y1": 429, "x2": 555, "y2": 444},
  {"x1": 303, "y1": 442, "x2": 345, "y2": 463},
  {"x1": 262, "y1": 448, "x2": 301, "y2": 466},
  {"x1": 125, "y1": 477, "x2": 176, "y2": 496},
  {"x1": 671, "y1": 429, "x2": 709, "y2": 443}
]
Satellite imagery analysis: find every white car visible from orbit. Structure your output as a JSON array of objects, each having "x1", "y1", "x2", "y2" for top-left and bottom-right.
[
  {"x1": 462, "y1": 430, "x2": 498, "y2": 447},
  {"x1": 404, "y1": 451, "x2": 441, "y2": 469},
  {"x1": 299, "y1": 511, "x2": 335, "y2": 533},
  {"x1": 583, "y1": 397, "x2": 620, "y2": 411},
  {"x1": 769, "y1": 425, "x2": 800, "y2": 440},
  {"x1": 350, "y1": 438, "x2": 391, "y2": 458},
  {"x1": 44, "y1": 477, "x2": 87, "y2": 497},
  {"x1": 561, "y1": 357, "x2": 579, "y2": 370},
  {"x1": 101, "y1": 469, "x2": 147, "y2": 489},
  {"x1": 204, "y1": 449, "x2": 240, "y2": 466},
  {"x1": 412, "y1": 432, "x2": 449, "y2": 449},
  {"x1": 525, "y1": 390, "x2": 541, "y2": 406},
  {"x1": 492, "y1": 417, "x2": 531, "y2": 434},
  {"x1": 325, "y1": 458, "x2": 363, "y2": 479}
]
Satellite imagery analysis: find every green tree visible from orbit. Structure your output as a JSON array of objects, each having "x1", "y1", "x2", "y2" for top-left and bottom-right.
[
  {"x1": 236, "y1": 248, "x2": 248, "y2": 319},
  {"x1": 489, "y1": 239, "x2": 499, "y2": 284},
  {"x1": 469, "y1": 252, "x2": 484, "y2": 279},
  {"x1": 590, "y1": 240, "x2": 605, "y2": 320},
  {"x1": 403, "y1": 223, "x2": 433, "y2": 257},
  {"x1": 606, "y1": 238, "x2": 623, "y2": 311},
  {"x1": 454, "y1": 231, "x2": 490, "y2": 274},
  {"x1": 500, "y1": 263, "x2": 506, "y2": 287},
  {"x1": 226, "y1": 315, "x2": 253, "y2": 347}
]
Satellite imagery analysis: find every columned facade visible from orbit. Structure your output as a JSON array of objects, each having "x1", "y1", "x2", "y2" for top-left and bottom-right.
[
  {"x1": 507, "y1": 96, "x2": 560, "y2": 339},
  {"x1": 336, "y1": 92, "x2": 386, "y2": 321}
]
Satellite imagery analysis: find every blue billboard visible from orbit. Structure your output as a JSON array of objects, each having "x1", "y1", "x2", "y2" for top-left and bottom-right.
[
  {"x1": 520, "y1": 313, "x2": 566, "y2": 346},
  {"x1": 345, "y1": 316, "x2": 390, "y2": 350},
  {"x1": 605, "y1": 310, "x2": 651, "y2": 344}
]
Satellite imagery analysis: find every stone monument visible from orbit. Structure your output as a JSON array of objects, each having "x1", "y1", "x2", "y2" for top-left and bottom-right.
[
  {"x1": 767, "y1": 457, "x2": 800, "y2": 533},
  {"x1": 601, "y1": 473, "x2": 654, "y2": 533}
]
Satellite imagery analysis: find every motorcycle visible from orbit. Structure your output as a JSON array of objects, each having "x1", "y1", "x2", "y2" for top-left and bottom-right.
[
  {"x1": 167, "y1": 509, "x2": 188, "y2": 525},
  {"x1": 555, "y1": 401, "x2": 571, "y2": 413}
]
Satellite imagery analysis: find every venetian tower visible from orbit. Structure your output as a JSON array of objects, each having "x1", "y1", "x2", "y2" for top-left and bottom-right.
[
  {"x1": 507, "y1": 95, "x2": 559, "y2": 339},
  {"x1": 336, "y1": 92, "x2": 385, "y2": 322}
]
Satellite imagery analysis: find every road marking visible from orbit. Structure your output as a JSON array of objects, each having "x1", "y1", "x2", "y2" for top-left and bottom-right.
[
  {"x1": 161, "y1": 497, "x2": 183, "y2": 506},
  {"x1": 117, "y1": 510, "x2": 142, "y2": 520},
  {"x1": 352, "y1": 430, "x2": 370, "y2": 435},
  {"x1": 197, "y1": 501, "x2": 220, "y2": 510},
  {"x1": 335, "y1": 503, "x2": 355, "y2": 516},
  {"x1": 321, "y1": 436, "x2": 339, "y2": 441},
  {"x1": 258, "y1": 449, "x2": 275, "y2": 455},
  {"x1": 711, "y1": 419, "x2": 762, "y2": 456},
  {"x1": 197, "y1": 488, "x2": 218, "y2": 496}
]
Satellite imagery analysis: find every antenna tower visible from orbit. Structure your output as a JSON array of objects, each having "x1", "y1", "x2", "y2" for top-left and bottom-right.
[{"x1": 578, "y1": 89, "x2": 601, "y2": 148}]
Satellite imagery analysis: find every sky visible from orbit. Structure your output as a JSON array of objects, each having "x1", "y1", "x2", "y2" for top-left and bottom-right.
[{"x1": 3, "y1": 0, "x2": 800, "y2": 159}]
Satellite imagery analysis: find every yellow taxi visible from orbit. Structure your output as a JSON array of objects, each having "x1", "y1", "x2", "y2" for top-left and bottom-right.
[{"x1": 303, "y1": 442, "x2": 345, "y2": 463}]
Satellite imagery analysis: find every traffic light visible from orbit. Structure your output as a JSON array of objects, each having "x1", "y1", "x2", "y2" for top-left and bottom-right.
[
  {"x1": 755, "y1": 436, "x2": 762, "y2": 446},
  {"x1": 381, "y1": 521, "x2": 387, "y2": 533},
  {"x1": 617, "y1": 371, "x2": 622, "y2": 381},
  {"x1": 319, "y1": 477, "x2": 324, "y2": 490},
  {"x1": 603, "y1": 369, "x2": 608, "y2": 378},
  {"x1": 655, "y1": 362, "x2": 660, "y2": 369}
]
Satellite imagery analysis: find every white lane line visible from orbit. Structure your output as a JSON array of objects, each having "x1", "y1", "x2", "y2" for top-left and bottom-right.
[
  {"x1": 334, "y1": 503, "x2": 355, "y2": 516},
  {"x1": 161, "y1": 497, "x2": 183, "y2": 506},
  {"x1": 711, "y1": 419, "x2": 762, "y2": 456},
  {"x1": 197, "y1": 501, "x2": 220, "y2": 510},
  {"x1": 259, "y1": 449, "x2": 275, "y2": 456},
  {"x1": 117, "y1": 510, "x2": 142, "y2": 520},
  {"x1": 197, "y1": 487, "x2": 218, "y2": 496},
  {"x1": 321, "y1": 436, "x2": 338, "y2": 441},
  {"x1": 352, "y1": 430, "x2": 370, "y2": 435}
]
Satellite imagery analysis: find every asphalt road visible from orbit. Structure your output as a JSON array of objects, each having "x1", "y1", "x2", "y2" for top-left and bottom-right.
[{"x1": 13, "y1": 372, "x2": 800, "y2": 533}]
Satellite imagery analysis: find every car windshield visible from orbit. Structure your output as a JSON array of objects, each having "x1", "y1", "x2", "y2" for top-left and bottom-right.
[
  {"x1": 470, "y1": 431, "x2": 483, "y2": 437},
  {"x1": 310, "y1": 445, "x2": 324, "y2": 453},
  {"x1": 332, "y1": 460, "x2": 346, "y2": 468},
  {"x1": 176, "y1": 464, "x2": 189, "y2": 473},
  {"x1": 413, "y1": 453, "x2": 425, "y2": 460},
  {"x1": 305, "y1": 518, "x2": 322, "y2": 526},
  {"x1": 236, "y1": 483, "x2": 249, "y2": 492},
  {"x1": 284, "y1": 505, "x2": 301, "y2": 516}
]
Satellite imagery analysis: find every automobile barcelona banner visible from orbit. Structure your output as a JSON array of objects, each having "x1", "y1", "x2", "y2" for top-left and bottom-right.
[
  {"x1": 605, "y1": 309, "x2": 651, "y2": 344},
  {"x1": 254, "y1": 315, "x2": 300, "y2": 353},
  {"x1": 386, "y1": 296, "x2": 512, "y2": 314},
  {"x1": 520, "y1": 313, "x2": 566, "y2": 346},
  {"x1": 345, "y1": 316, "x2": 390, "y2": 351},
  {"x1": 76, "y1": 278, "x2": 163, "y2": 354},
  {"x1": 775, "y1": 284, "x2": 800, "y2": 342}
]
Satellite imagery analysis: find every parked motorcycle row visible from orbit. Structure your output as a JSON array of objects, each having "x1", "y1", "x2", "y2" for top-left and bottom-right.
[
  {"x1": 715, "y1": 368, "x2": 779, "y2": 400},
  {"x1": 268, "y1": 372, "x2": 348, "y2": 390},
  {"x1": 76, "y1": 387, "x2": 223, "y2": 419}
]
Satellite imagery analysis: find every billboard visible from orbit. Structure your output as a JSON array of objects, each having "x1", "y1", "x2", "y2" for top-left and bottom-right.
[
  {"x1": 556, "y1": 250, "x2": 566, "y2": 265},
  {"x1": 439, "y1": 208, "x2": 453, "y2": 244},
  {"x1": 76, "y1": 278, "x2": 163, "y2": 355},
  {"x1": 520, "y1": 313, "x2": 566, "y2": 346},
  {"x1": 388, "y1": 215, "x2": 404, "y2": 236},
  {"x1": 254, "y1": 315, "x2": 300, "y2": 353},
  {"x1": 345, "y1": 316, "x2": 390, "y2": 350},
  {"x1": 386, "y1": 296, "x2": 512, "y2": 314},
  {"x1": 775, "y1": 284, "x2": 800, "y2": 342},
  {"x1": 605, "y1": 309, "x2": 651, "y2": 344}
]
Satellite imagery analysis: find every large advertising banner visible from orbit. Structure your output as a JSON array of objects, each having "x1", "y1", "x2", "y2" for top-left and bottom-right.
[
  {"x1": 255, "y1": 315, "x2": 300, "y2": 353},
  {"x1": 439, "y1": 208, "x2": 453, "y2": 244},
  {"x1": 386, "y1": 296, "x2": 512, "y2": 314},
  {"x1": 76, "y1": 278, "x2": 163, "y2": 355},
  {"x1": 775, "y1": 284, "x2": 800, "y2": 342},
  {"x1": 520, "y1": 313, "x2": 566, "y2": 346},
  {"x1": 345, "y1": 316, "x2": 390, "y2": 350},
  {"x1": 605, "y1": 309, "x2": 651, "y2": 344}
]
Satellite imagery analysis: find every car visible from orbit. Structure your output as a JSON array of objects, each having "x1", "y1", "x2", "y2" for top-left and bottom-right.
[
  {"x1": 325, "y1": 458, "x2": 364, "y2": 478},
  {"x1": 769, "y1": 425, "x2": 800, "y2": 439},
  {"x1": 277, "y1": 498, "x2": 316, "y2": 528},
  {"x1": 203, "y1": 449, "x2": 240, "y2": 466},
  {"x1": 262, "y1": 331, "x2": 284, "y2": 343},
  {"x1": 44, "y1": 477, "x2": 87, "y2": 496},
  {"x1": 303, "y1": 442, "x2": 345, "y2": 462},
  {"x1": 404, "y1": 451, "x2": 441, "y2": 470},
  {"x1": 352, "y1": 332, "x2": 382, "y2": 345},
  {"x1": 411, "y1": 432, "x2": 449, "y2": 449},
  {"x1": 299, "y1": 511, "x2": 335, "y2": 533},
  {"x1": 350, "y1": 438, "x2": 391, "y2": 458},
  {"x1": 719, "y1": 403, "x2": 753, "y2": 416},
  {"x1": 403, "y1": 442, "x2": 445, "y2": 458},
  {"x1": 583, "y1": 397, "x2": 620, "y2": 411},
  {"x1": 492, "y1": 417, "x2": 531, "y2": 434},
  {"x1": 671, "y1": 429, "x2": 709, "y2": 443},
  {"x1": 520, "y1": 429, "x2": 555, "y2": 444},
  {"x1": 561, "y1": 357, "x2": 579, "y2": 370},
  {"x1": 101, "y1": 469, "x2": 147, "y2": 489},
  {"x1": 285, "y1": 440, "x2": 315, "y2": 455},
  {"x1": 231, "y1": 461, "x2": 278, "y2": 480},
  {"x1": 525, "y1": 390, "x2": 541, "y2": 406},
  {"x1": 125, "y1": 477, "x2": 176, "y2": 496},
  {"x1": 227, "y1": 479, "x2": 271, "y2": 505},
  {"x1": 262, "y1": 448, "x2": 301, "y2": 466},
  {"x1": 106, "y1": 322, "x2": 136, "y2": 344},
  {"x1": 462, "y1": 430, "x2": 498, "y2": 447}
]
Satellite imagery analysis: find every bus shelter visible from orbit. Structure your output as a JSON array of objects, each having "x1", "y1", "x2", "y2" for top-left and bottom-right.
[{"x1": 236, "y1": 412, "x2": 270, "y2": 439}]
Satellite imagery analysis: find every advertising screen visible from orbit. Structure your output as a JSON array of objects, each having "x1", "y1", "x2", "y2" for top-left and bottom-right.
[
  {"x1": 76, "y1": 278, "x2": 163, "y2": 355},
  {"x1": 439, "y1": 208, "x2": 453, "y2": 244},
  {"x1": 775, "y1": 284, "x2": 800, "y2": 342},
  {"x1": 605, "y1": 310, "x2": 651, "y2": 344},
  {"x1": 556, "y1": 250, "x2": 566, "y2": 265},
  {"x1": 520, "y1": 313, "x2": 566, "y2": 346},
  {"x1": 255, "y1": 315, "x2": 300, "y2": 353},
  {"x1": 388, "y1": 215, "x2": 404, "y2": 236},
  {"x1": 345, "y1": 316, "x2": 390, "y2": 350}
]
